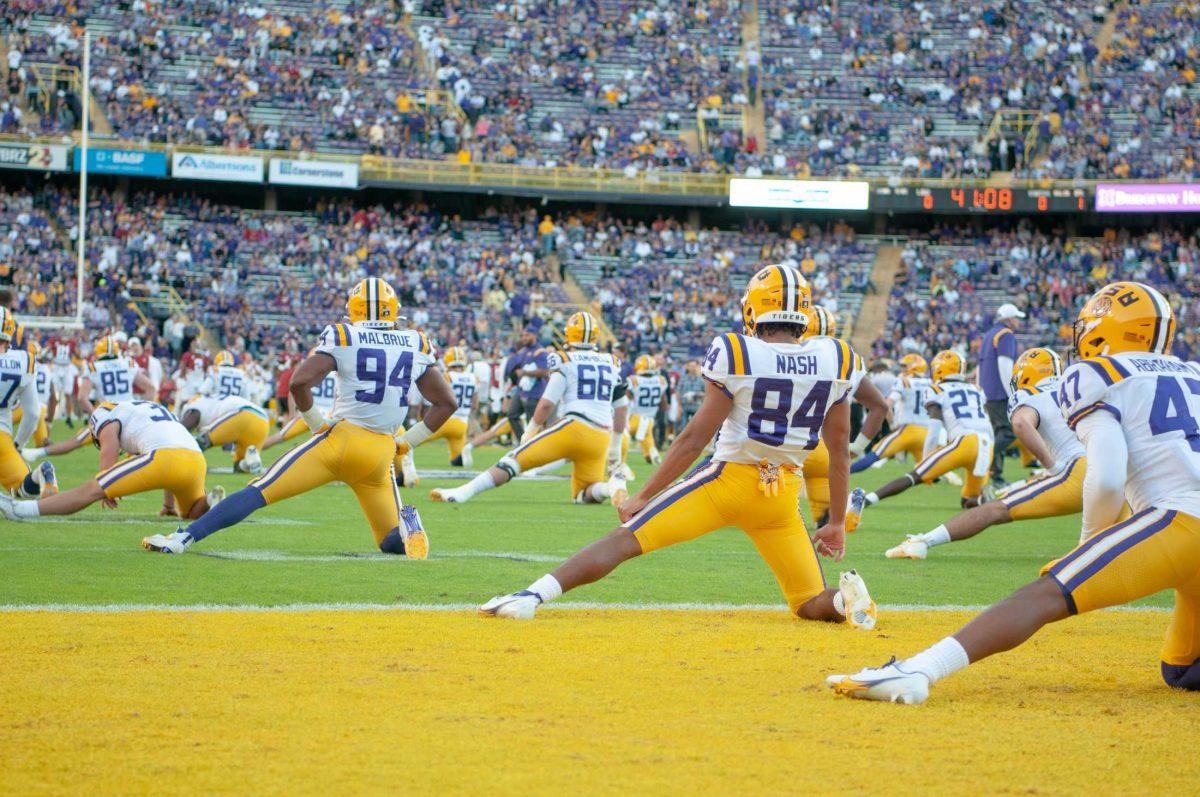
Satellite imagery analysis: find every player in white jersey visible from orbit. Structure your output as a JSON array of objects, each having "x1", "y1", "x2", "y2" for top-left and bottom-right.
[
  {"x1": 262, "y1": 369, "x2": 337, "y2": 451},
  {"x1": 431, "y1": 312, "x2": 623, "y2": 505},
  {"x1": 830, "y1": 281, "x2": 1200, "y2": 702},
  {"x1": 199, "y1": 350, "x2": 250, "y2": 399},
  {"x1": 180, "y1": 395, "x2": 270, "y2": 473},
  {"x1": 479, "y1": 265, "x2": 878, "y2": 626},
  {"x1": 847, "y1": 349, "x2": 995, "y2": 529},
  {"x1": 0, "y1": 309, "x2": 57, "y2": 499},
  {"x1": 885, "y1": 347, "x2": 1099, "y2": 559},
  {"x1": 853, "y1": 353, "x2": 935, "y2": 473},
  {"x1": 77, "y1": 336, "x2": 154, "y2": 411},
  {"x1": 47, "y1": 334, "x2": 80, "y2": 425},
  {"x1": 11, "y1": 340, "x2": 54, "y2": 447},
  {"x1": 4, "y1": 400, "x2": 221, "y2": 522},
  {"x1": 623, "y1": 354, "x2": 668, "y2": 465},
  {"x1": 395, "y1": 347, "x2": 479, "y2": 483},
  {"x1": 142, "y1": 278, "x2": 456, "y2": 558}
]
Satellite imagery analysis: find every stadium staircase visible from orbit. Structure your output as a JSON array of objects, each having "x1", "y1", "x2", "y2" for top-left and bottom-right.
[
  {"x1": 848, "y1": 243, "x2": 905, "y2": 355},
  {"x1": 740, "y1": 0, "x2": 766, "y2": 147}
]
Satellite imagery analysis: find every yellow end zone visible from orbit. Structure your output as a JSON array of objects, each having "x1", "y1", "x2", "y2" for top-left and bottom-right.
[{"x1": 3, "y1": 610, "x2": 1198, "y2": 794}]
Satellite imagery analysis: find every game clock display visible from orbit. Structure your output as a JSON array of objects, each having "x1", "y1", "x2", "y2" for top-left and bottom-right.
[{"x1": 872, "y1": 186, "x2": 1089, "y2": 214}]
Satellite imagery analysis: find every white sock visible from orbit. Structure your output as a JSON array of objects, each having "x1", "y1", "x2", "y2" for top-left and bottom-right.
[
  {"x1": 865, "y1": 492, "x2": 879, "y2": 505},
  {"x1": 528, "y1": 574, "x2": 562, "y2": 603},
  {"x1": 832, "y1": 591, "x2": 846, "y2": 617},
  {"x1": 920, "y1": 524, "x2": 952, "y2": 547},
  {"x1": 903, "y1": 637, "x2": 970, "y2": 684},
  {"x1": 585, "y1": 482, "x2": 612, "y2": 502},
  {"x1": 457, "y1": 470, "x2": 497, "y2": 499},
  {"x1": 14, "y1": 500, "x2": 40, "y2": 519},
  {"x1": 463, "y1": 442, "x2": 474, "y2": 453}
]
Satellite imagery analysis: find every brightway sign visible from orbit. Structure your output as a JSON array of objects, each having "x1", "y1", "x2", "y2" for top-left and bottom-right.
[
  {"x1": 269, "y1": 158, "x2": 358, "y2": 188},
  {"x1": 172, "y1": 152, "x2": 264, "y2": 183},
  {"x1": 74, "y1": 147, "x2": 168, "y2": 177},
  {"x1": 0, "y1": 143, "x2": 70, "y2": 172}
]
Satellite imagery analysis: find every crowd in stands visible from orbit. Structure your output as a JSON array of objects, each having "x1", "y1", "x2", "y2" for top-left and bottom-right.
[
  {"x1": 881, "y1": 223, "x2": 1200, "y2": 362},
  {"x1": 3, "y1": 0, "x2": 1194, "y2": 178}
]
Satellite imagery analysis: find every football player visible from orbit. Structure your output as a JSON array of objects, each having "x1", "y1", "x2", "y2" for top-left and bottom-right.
[
  {"x1": 262, "y1": 368, "x2": 337, "y2": 451},
  {"x1": 395, "y1": 346, "x2": 478, "y2": 482},
  {"x1": 845, "y1": 349, "x2": 994, "y2": 528},
  {"x1": 798, "y1": 306, "x2": 889, "y2": 528},
  {"x1": 624, "y1": 354, "x2": 668, "y2": 465},
  {"x1": 180, "y1": 395, "x2": 270, "y2": 473},
  {"x1": 5, "y1": 400, "x2": 220, "y2": 521},
  {"x1": 431, "y1": 312, "x2": 623, "y2": 505},
  {"x1": 885, "y1": 347, "x2": 1096, "y2": 559},
  {"x1": 851, "y1": 353, "x2": 933, "y2": 473},
  {"x1": 171, "y1": 340, "x2": 209, "y2": 414},
  {"x1": 77, "y1": 336, "x2": 155, "y2": 411},
  {"x1": 200, "y1": 350, "x2": 249, "y2": 399},
  {"x1": 478, "y1": 265, "x2": 878, "y2": 627},
  {"x1": 0, "y1": 309, "x2": 57, "y2": 498},
  {"x1": 829, "y1": 281, "x2": 1200, "y2": 702},
  {"x1": 12, "y1": 340, "x2": 54, "y2": 447},
  {"x1": 141, "y1": 278, "x2": 456, "y2": 558},
  {"x1": 46, "y1": 332, "x2": 81, "y2": 426}
]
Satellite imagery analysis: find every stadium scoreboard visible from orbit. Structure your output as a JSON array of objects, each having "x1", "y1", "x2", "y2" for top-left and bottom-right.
[{"x1": 871, "y1": 185, "x2": 1089, "y2": 214}]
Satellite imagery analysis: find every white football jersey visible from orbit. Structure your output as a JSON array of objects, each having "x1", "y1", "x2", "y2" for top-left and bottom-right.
[
  {"x1": 34, "y1": 362, "x2": 52, "y2": 404},
  {"x1": 470, "y1": 360, "x2": 492, "y2": 408},
  {"x1": 1057, "y1": 352, "x2": 1200, "y2": 517},
  {"x1": 0, "y1": 348, "x2": 36, "y2": 436},
  {"x1": 89, "y1": 357, "x2": 139, "y2": 403},
  {"x1": 1008, "y1": 376, "x2": 1083, "y2": 466},
  {"x1": 316, "y1": 322, "x2": 436, "y2": 435},
  {"x1": 542, "y1": 347, "x2": 620, "y2": 428},
  {"x1": 310, "y1": 371, "x2": 338, "y2": 412},
  {"x1": 703, "y1": 333, "x2": 859, "y2": 467},
  {"x1": 89, "y1": 400, "x2": 199, "y2": 453},
  {"x1": 447, "y1": 370, "x2": 478, "y2": 420},
  {"x1": 927, "y1": 380, "x2": 993, "y2": 441},
  {"x1": 889, "y1": 375, "x2": 934, "y2": 426},
  {"x1": 203, "y1": 365, "x2": 249, "y2": 399},
  {"x1": 629, "y1": 374, "x2": 668, "y2": 418},
  {"x1": 186, "y1": 395, "x2": 264, "y2": 432}
]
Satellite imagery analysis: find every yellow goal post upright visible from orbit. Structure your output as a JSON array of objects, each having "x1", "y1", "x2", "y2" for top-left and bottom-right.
[{"x1": 18, "y1": 31, "x2": 89, "y2": 333}]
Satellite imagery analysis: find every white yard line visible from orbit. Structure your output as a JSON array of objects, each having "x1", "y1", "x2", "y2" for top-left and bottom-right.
[{"x1": 0, "y1": 602, "x2": 1170, "y2": 613}]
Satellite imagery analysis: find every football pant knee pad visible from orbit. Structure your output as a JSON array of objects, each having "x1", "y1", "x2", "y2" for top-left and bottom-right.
[{"x1": 497, "y1": 456, "x2": 521, "y2": 479}]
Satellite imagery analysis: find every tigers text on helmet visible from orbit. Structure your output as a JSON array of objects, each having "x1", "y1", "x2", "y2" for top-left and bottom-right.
[
  {"x1": 564, "y1": 312, "x2": 599, "y2": 348},
  {"x1": 94, "y1": 335, "x2": 120, "y2": 359},
  {"x1": 930, "y1": 350, "x2": 967, "y2": 383},
  {"x1": 1073, "y1": 281, "x2": 1175, "y2": 360},
  {"x1": 801, "y1": 305, "x2": 836, "y2": 339},
  {"x1": 1010, "y1": 347, "x2": 1063, "y2": 392},
  {"x1": 899, "y1": 353, "x2": 928, "y2": 376},
  {"x1": 634, "y1": 354, "x2": 657, "y2": 374},
  {"x1": 347, "y1": 277, "x2": 401, "y2": 329},
  {"x1": 443, "y1": 346, "x2": 468, "y2": 369},
  {"x1": 741, "y1": 264, "x2": 811, "y2": 336}
]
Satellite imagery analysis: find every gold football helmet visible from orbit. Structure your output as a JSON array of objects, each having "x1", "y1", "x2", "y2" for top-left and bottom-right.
[
  {"x1": 634, "y1": 354, "x2": 656, "y2": 374},
  {"x1": 930, "y1": 350, "x2": 967, "y2": 383},
  {"x1": 347, "y1": 277, "x2": 400, "y2": 329},
  {"x1": 1073, "y1": 281, "x2": 1175, "y2": 360},
  {"x1": 0, "y1": 307, "x2": 15, "y2": 343},
  {"x1": 94, "y1": 335, "x2": 120, "y2": 359},
  {"x1": 741, "y1": 264, "x2": 811, "y2": 336},
  {"x1": 563, "y1": 311, "x2": 599, "y2": 348},
  {"x1": 213, "y1": 349, "x2": 238, "y2": 369},
  {"x1": 443, "y1": 346, "x2": 468, "y2": 369},
  {"x1": 802, "y1": 305, "x2": 836, "y2": 339},
  {"x1": 899, "y1": 353, "x2": 928, "y2": 377},
  {"x1": 1011, "y1": 347, "x2": 1063, "y2": 392}
]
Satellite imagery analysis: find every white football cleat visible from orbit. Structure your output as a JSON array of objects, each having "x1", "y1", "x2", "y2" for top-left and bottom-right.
[
  {"x1": 839, "y1": 569, "x2": 877, "y2": 630},
  {"x1": 885, "y1": 536, "x2": 929, "y2": 560},
  {"x1": 826, "y1": 658, "x2": 930, "y2": 704},
  {"x1": 943, "y1": 471, "x2": 963, "y2": 486},
  {"x1": 609, "y1": 478, "x2": 628, "y2": 508},
  {"x1": 400, "y1": 451, "x2": 419, "y2": 487},
  {"x1": 619, "y1": 463, "x2": 636, "y2": 481},
  {"x1": 460, "y1": 446, "x2": 474, "y2": 468},
  {"x1": 142, "y1": 530, "x2": 194, "y2": 554},
  {"x1": 845, "y1": 487, "x2": 867, "y2": 533},
  {"x1": 0, "y1": 493, "x2": 19, "y2": 520},
  {"x1": 21, "y1": 446, "x2": 46, "y2": 464},
  {"x1": 428, "y1": 488, "x2": 465, "y2": 503},
  {"x1": 206, "y1": 484, "x2": 226, "y2": 509},
  {"x1": 31, "y1": 461, "x2": 58, "y2": 497},
  {"x1": 241, "y1": 446, "x2": 263, "y2": 475},
  {"x1": 478, "y1": 590, "x2": 541, "y2": 619}
]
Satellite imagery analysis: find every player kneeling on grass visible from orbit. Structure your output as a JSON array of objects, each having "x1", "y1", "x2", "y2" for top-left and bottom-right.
[
  {"x1": 431, "y1": 312, "x2": 626, "y2": 506},
  {"x1": 5, "y1": 400, "x2": 222, "y2": 521},
  {"x1": 829, "y1": 281, "x2": 1200, "y2": 703},
  {"x1": 479, "y1": 265, "x2": 878, "y2": 627},
  {"x1": 394, "y1": 346, "x2": 479, "y2": 485},
  {"x1": 141, "y1": 278, "x2": 455, "y2": 559},
  {"x1": 179, "y1": 395, "x2": 270, "y2": 474},
  {"x1": 886, "y1": 347, "x2": 1096, "y2": 559},
  {"x1": 262, "y1": 369, "x2": 337, "y2": 451},
  {"x1": 0, "y1": 309, "x2": 58, "y2": 500},
  {"x1": 844, "y1": 349, "x2": 994, "y2": 530}
]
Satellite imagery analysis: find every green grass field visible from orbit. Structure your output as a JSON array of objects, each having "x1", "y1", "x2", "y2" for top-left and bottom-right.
[{"x1": 2, "y1": 420, "x2": 1169, "y2": 610}]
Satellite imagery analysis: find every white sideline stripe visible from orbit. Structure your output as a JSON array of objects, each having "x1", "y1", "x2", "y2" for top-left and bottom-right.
[
  {"x1": 191, "y1": 550, "x2": 564, "y2": 563},
  {"x1": 7, "y1": 518, "x2": 318, "y2": 527},
  {"x1": 0, "y1": 602, "x2": 1170, "y2": 614}
]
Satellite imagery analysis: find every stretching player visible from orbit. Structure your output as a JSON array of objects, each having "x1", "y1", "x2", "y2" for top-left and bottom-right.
[
  {"x1": 852, "y1": 353, "x2": 933, "y2": 472},
  {"x1": 478, "y1": 265, "x2": 878, "y2": 627},
  {"x1": 180, "y1": 395, "x2": 270, "y2": 473},
  {"x1": 395, "y1": 346, "x2": 479, "y2": 484},
  {"x1": 624, "y1": 354, "x2": 668, "y2": 465},
  {"x1": 77, "y1": 336, "x2": 155, "y2": 411},
  {"x1": 845, "y1": 349, "x2": 994, "y2": 529},
  {"x1": 431, "y1": 312, "x2": 623, "y2": 505},
  {"x1": 829, "y1": 281, "x2": 1200, "y2": 702},
  {"x1": 13, "y1": 341, "x2": 54, "y2": 447},
  {"x1": 263, "y1": 369, "x2": 337, "y2": 451},
  {"x1": 0, "y1": 309, "x2": 57, "y2": 499},
  {"x1": 4, "y1": 400, "x2": 221, "y2": 521},
  {"x1": 141, "y1": 278, "x2": 455, "y2": 558},
  {"x1": 884, "y1": 347, "x2": 1096, "y2": 559}
]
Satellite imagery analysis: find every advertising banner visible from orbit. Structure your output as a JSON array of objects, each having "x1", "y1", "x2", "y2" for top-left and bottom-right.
[
  {"x1": 268, "y1": 158, "x2": 359, "y2": 188},
  {"x1": 1094, "y1": 184, "x2": 1200, "y2": 213},
  {"x1": 172, "y1": 152, "x2": 264, "y2": 183},
  {"x1": 74, "y1": 147, "x2": 168, "y2": 177},
  {"x1": 0, "y1": 142, "x2": 70, "y2": 172},
  {"x1": 729, "y1": 178, "x2": 870, "y2": 210}
]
